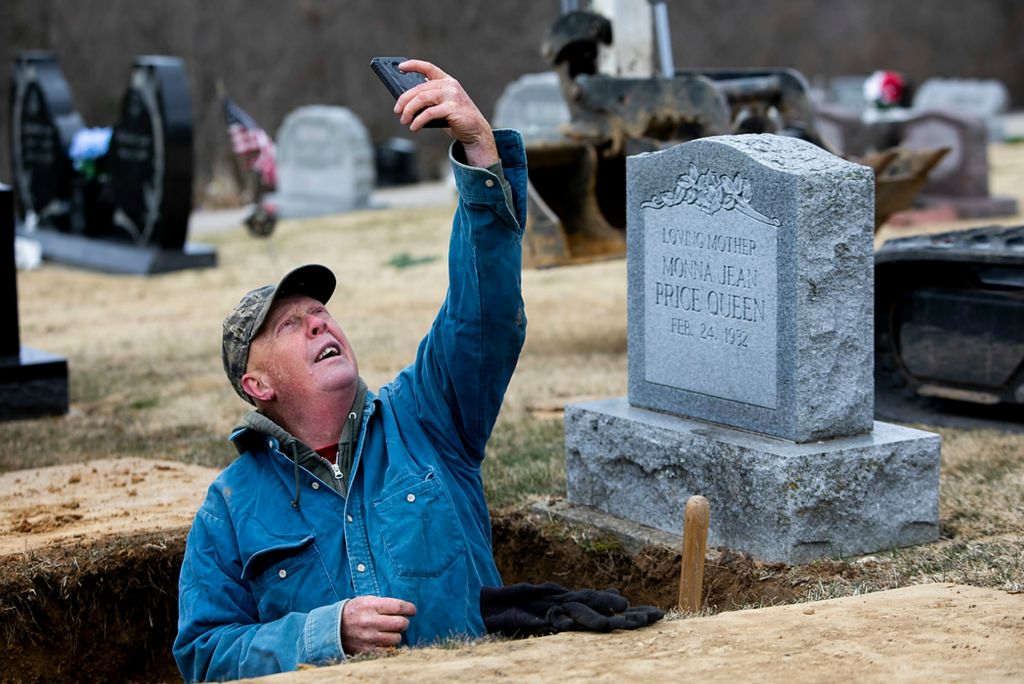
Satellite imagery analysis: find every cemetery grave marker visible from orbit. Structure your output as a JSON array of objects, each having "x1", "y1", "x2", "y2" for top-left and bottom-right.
[
  {"x1": 267, "y1": 105, "x2": 375, "y2": 218},
  {"x1": 565, "y1": 134, "x2": 941, "y2": 564},
  {"x1": 815, "y1": 105, "x2": 1017, "y2": 220},
  {"x1": 9, "y1": 53, "x2": 215, "y2": 274},
  {"x1": 9, "y1": 52, "x2": 84, "y2": 232},
  {"x1": 0, "y1": 183, "x2": 68, "y2": 420},
  {"x1": 913, "y1": 77, "x2": 1010, "y2": 142},
  {"x1": 492, "y1": 72, "x2": 571, "y2": 143}
]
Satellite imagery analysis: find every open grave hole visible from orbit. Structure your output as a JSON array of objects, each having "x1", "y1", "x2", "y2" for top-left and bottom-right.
[{"x1": 1, "y1": 505, "x2": 880, "y2": 683}]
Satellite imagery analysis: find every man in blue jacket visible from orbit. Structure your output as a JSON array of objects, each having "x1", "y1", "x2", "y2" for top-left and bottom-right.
[{"x1": 174, "y1": 59, "x2": 527, "y2": 681}]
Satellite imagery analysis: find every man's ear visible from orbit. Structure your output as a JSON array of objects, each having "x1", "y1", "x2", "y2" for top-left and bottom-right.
[{"x1": 241, "y1": 371, "x2": 276, "y2": 403}]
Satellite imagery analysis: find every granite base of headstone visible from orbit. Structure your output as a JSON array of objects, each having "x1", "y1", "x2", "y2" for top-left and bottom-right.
[
  {"x1": 266, "y1": 105, "x2": 375, "y2": 219},
  {"x1": 23, "y1": 230, "x2": 215, "y2": 275},
  {"x1": 566, "y1": 401, "x2": 939, "y2": 563},
  {"x1": 564, "y1": 135, "x2": 941, "y2": 564},
  {"x1": 0, "y1": 348, "x2": 69, "y2": 421},
  {"x1": 1, "y1": 184, "x2": 67, "y2": 421}
]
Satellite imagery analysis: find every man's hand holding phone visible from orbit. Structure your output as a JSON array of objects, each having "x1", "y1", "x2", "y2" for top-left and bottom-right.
[{"x1": 370, "y1": 57, "x2": 498, "y2": 168}]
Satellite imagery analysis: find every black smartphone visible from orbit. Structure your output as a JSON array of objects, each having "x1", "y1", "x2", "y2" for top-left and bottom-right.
[{"x1": 369, "y1": 56, "x2": 447, "y2": 128}]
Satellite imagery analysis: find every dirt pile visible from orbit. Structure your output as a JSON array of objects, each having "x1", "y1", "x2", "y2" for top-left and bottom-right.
[{"x1": 241, "y1": 583, "x2": 1024, "y2": 683}]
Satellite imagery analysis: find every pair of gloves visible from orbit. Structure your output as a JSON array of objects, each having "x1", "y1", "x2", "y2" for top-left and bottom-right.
[{"x1": 480, "y1": 582, "x2": 664, "y2": 638}]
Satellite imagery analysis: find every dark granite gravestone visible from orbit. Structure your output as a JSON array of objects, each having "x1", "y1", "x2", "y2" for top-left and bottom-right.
[
  {"x1": 9, "y1": 51, "x2": 84, "y2": 233},
  {"x1": 107, "y1": 56, "x2": 194, "y2": 250},
  {"x1": 0, "y1": 183, "x2": 68, "y2": 420},
  {"x1": 10, "y1": 53, "x2": 215, "y2": 274},
  {"x1": 374, "y1": 138, "x2": 419, "y2": 187}
]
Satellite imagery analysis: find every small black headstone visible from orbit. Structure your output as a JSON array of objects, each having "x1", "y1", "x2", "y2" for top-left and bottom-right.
[
  {"x1": 374, "y1": 137, "x2": 419, "y2": 187},
  {"x1": 9, "y1": 51, "x2": 84, "y2": 232},
  {"x1": 0, "y1": 183, "x2": 69, "y2": 421}
]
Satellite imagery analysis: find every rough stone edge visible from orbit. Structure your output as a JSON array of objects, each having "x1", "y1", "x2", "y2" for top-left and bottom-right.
[{"x1": 564, "y1": 397, "x2": 941, "y2": 564}]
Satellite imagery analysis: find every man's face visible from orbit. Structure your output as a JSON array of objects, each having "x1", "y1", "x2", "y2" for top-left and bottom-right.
[{"x1": 244, "y1": 294, "x2": 359, "y2": 403}]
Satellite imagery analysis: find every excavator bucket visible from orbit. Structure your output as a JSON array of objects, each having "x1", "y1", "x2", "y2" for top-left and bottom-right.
[
  {"x1": 506, "y1": 7, "x2": 946, "y2": 268},
  {"x1": 523, "y1": 141, "x2": 626, "y2": 268},
  {"x1": 856, "y1": 148, "x2": 950, "y2": 229}
]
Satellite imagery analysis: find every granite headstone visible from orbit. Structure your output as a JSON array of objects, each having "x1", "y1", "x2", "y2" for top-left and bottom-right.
[
  {"x1": 9, "y1": 52, "x2": 84, "y2": 232},
  {"x1": 626, "y1": 136, "x2": 874, "y2": 442},
  {"x1": 900, "y1": 110, "x2": 1018, "y2": 218},
  {"x1": 107, "y1": 56, "x2": 194, "y2": 250},
  {"x1": 900, "y1": 109, "x2": 988, "y2": 197},
  {"x1": 814, "y1": 102, "x2": 1017, "y2": 220},
  {"x1": 913, "y1": 78, "x2": 1010, "y2": 142},
  {"x1": 0, "y1": 183, "x2": 68, "y2": 420},
  {"x1": 565, "y1": 134, "x2": 942, "y2": 563},
  {"x1": 492, "y1": 72, "x2": 571, "y2": 143},
  {"x1": 374, "y1": 137, "x2": 418, "y2": 187},
  {"x1": 268, "y1": 105, "x2": 375, "y2": 218},
  {"x1": 823, "y1": 75, "x2": 870, "y2": 113},
  {"x1": 11, "y1": 54, "x2": 216, "y2": 274}
]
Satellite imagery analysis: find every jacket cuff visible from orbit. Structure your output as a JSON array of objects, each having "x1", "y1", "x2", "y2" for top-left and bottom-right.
[
  {"x1": 449, "y1": 129, "x2": 527, "y2": 227},
  {"x1": 302, "y1": 600, "x2": 348, "y2": 665}
]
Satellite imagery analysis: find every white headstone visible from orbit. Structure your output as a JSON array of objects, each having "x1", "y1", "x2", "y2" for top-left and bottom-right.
[
  {"x1": 913, "y1": 78, "x2": 1010, "y2": 142},
  {"x1": 492, "y1": 72, "x2": 570, "y2": 144},
  {"x1": 271, "y1": 105, "x2": 375, "y2": 218}
]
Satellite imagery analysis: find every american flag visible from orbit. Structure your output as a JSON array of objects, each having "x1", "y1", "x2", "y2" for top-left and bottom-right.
[{"x1": 223, "y1": 96, "x2": 277, "y2": 189}]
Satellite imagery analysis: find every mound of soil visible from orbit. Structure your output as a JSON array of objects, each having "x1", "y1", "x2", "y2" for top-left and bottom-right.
[{"x1": 245, "y1": 583, "x2": 1024, "y2": 683}]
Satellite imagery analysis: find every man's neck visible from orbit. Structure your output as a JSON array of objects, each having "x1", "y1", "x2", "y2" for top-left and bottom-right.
[{"x1": 267, "y1": 385, "x2": 357, "y2": 448}]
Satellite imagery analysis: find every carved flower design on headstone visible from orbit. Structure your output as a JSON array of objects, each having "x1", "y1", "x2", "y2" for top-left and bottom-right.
[
  {"x1": 642, "y1": 164, "x2": 779, "y2": 227},
  {"x1": 679, "y1": 163, "x2": 699, "y2": 204}
]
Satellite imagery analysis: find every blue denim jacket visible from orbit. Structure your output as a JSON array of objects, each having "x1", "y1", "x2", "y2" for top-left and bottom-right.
[{"x1": 174, "y1": 130, "x2": 527, "y2": 681}]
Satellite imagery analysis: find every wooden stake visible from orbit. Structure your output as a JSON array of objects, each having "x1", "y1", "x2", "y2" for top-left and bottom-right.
[{"x1": 678, "y1": 495, "x2": 710, "y2": 613}]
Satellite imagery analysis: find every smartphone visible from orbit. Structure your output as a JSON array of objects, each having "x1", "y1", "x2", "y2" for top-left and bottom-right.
[{"x1": 369, "y1": 56, "x2": 447, "y2": 128}]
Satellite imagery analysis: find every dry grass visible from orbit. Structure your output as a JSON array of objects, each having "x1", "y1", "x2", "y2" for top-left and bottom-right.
[
  {"x1": 3, "y1": 144, "x2": 1024, "y2": 595},
  {"x1": 5, "y1": 197, "x2": 633, "y2": 474}
]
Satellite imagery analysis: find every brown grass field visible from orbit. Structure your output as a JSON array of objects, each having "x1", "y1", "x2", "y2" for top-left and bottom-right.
[{"x1": 1, "y1": 143, "x2": 1023, "y2": 680}]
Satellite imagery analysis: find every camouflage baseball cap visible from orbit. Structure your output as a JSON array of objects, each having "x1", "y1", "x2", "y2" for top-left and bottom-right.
[{"x1": 222, "y1": 264, "x2": 336, "y2": 404}]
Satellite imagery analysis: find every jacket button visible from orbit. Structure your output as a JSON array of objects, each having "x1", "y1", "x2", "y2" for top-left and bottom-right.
[
  {"x1": 406, "y1": 493, "x2": 416, "y2": 503},
  {"x1": 356, "y1": 563, "x2": 366, "y2": 573},
  {"x1": 346, "y1": 514, "x2": 353, "y2": 523},
  {"x1": 485, "y1": 179, "x2": 495, "y2": 188},
  {"x1": 278, "y1": 569, "x2": 287, "y2": 579},
  {"x1": 311, "y1": 482, "x2": 320, "y2": 490}
]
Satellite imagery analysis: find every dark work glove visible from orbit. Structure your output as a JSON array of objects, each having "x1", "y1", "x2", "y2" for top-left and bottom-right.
[
  {"x1": 481, "y1": 582, "x2": 665, "y2": 638},
  {"x1": 552, "y1": 601, "x2": 665, "y2": 632}
]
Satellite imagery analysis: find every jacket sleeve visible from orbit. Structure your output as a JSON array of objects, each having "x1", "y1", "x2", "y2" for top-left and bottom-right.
[
  {"x1": 173, "y1": 496, "x2": 346, "y2": 682},
  {"x1": 393, "y1": 129, "x2": 529, "y2": 464}
]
